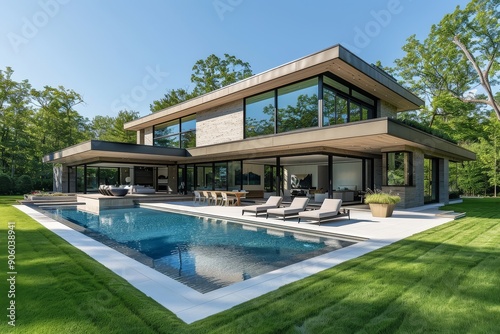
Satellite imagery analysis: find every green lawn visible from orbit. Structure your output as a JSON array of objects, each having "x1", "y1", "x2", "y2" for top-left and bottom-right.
[{"x1": 1, "y1": 197, "x2": 499, "y2": 333}]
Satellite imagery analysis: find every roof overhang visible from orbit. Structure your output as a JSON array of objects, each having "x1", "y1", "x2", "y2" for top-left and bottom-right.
[
  {"x1": 125, "y1": 44, "x2": 424, "y2": 131},
  {"x1": 42, "y1": 140, "x2": 187, "y2": 166},
  {"x1": 44, "y1": 120, "x2": 475, "y2": 167},
  {"x1": 183, "y1": 118, "x2": 475, "y2": 164}
]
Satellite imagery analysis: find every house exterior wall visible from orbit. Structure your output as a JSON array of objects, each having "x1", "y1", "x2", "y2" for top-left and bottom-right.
[
  {"x1": 379, "y1": 100, "x2": 398, "y2": 119},
  {"x1": 144, "y1": 126, "x2": 154, "y2": 145},
  {"x1": 137, "y1": 130, "x2": 144, "y2": 145},
  {"x1": 439, "y1": 158, "x2": 449, "y2": 204},
  {"x1": 373, "y1": 158, "x2": 382, "y2": 189},
  {"x1": 196, "y1": 100, "x2": 244, "y2": 147},
  {"x1": 382, "y1": 148, "x2": 425, "y2": 208}
]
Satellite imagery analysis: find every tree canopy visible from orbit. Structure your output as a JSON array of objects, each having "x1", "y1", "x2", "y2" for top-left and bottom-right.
[
  {"x1": 393, "y1": 0, "x2": 500, "y2": 122},
  {"x1": 0, "y1": 67, "x2": 139, "y2": 192},
  {"x1": 388, "y1": 0, "x2": 500, "y2": 196},
  {"x1": 150, "y1": 53, "x2": 252, "y2": 112}
]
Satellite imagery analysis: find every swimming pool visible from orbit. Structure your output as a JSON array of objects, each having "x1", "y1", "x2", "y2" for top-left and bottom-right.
[{"x1": 44, "y1": 206, "x2": 356, "y2": 293}]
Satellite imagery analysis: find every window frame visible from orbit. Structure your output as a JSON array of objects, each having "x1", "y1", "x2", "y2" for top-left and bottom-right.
[{"x1": 385, "y1": 151, "x2": 414, "y2": 186}]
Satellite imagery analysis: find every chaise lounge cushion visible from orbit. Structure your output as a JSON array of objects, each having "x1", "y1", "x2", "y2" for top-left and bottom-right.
[
  {"x1": 266, "y1": 197, "x2": 309, "y2": 220},
  {"x1": 242, "y1": 196, "x2": 283, "y2": 216},
  {"x1": 298, "y1": 199, "x2": 350, "y2": 224},
  {"x1": 130, "y1": 185, "x2": 156, "y2": 194}
]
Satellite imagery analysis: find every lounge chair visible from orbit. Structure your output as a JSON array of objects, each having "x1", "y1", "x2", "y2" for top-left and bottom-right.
[
  {"x1": 241, "y1": 196, "x2": 283, "y2": 216},
  {"x1": 298, "y1": 199, "x2": 350, "y2": 225},
  {"x1": 266, "y1": 197, "x2": 309, "y2": 220}
]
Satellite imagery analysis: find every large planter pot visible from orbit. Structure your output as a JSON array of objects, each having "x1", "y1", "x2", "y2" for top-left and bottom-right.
[{"x1": 369, "y1": 203, "x2": 396, "y2": 217}]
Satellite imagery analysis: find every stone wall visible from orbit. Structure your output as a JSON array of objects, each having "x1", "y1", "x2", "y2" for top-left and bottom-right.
[
  {"x1": 196, "y1": 100, "x2": 244, "y2": 147},
  {"x1": 144, "y1": 126, "x2": 154, "y2": 145},
  {"x1": 438, "y1": 158, "x2": 449, "y2": 204},
  {"x1": 378, "y1": 100, "x2": 398, "y2": 119}
]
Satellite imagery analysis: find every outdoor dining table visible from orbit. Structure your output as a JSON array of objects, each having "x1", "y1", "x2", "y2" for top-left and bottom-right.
[{"x1": 221, "y1": 191, "x2": 248, "y2": 206}]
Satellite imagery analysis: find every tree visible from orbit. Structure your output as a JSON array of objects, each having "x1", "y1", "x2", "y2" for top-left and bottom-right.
[
  {"x1": 90, "y1": 115, "x2": 114, "y2": 140},
  {"x1": 477, "y1": 114, "x2": 500, "y2": 196},
  {"x1": 393, "y1": 0, "x2": 500, "y2": 122},
  {"x1": 456, "y1": 142, "x2": 488, "y2": 196},
  {"x1": 191, "y1": 53, "x2": 252, "y2": 96},
  {"x1": 151, "y1": 54, "x2": 252, "y2": 112},
  {"x1": 150, "y1": 88, "x2": 193, "y2": 112},
  {"x1": 0, "y1": 67, "x2": 33, "y2": 178},
  {"x1": 108, "y1": 110, "x2": 140, "y2": 143},
  {"x1": 31, "y1": 86, "x2": 89, "y2": 153}
]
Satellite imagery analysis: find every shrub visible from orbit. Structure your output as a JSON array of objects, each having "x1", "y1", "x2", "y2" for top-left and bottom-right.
[
  {"x1": 16, "y1": 175, "x2": 33, "y2": 194},
  {"x1": 364, "y1": 189, "x2": 401, "y2": 204},
  {"x1": 0, "y1": 173, "x2": 13, "y2": 195}
]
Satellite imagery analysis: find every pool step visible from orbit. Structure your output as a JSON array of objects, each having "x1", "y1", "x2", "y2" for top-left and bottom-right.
[{"x1": 436, "y1": 210, "x2": 466, "y2": 220}]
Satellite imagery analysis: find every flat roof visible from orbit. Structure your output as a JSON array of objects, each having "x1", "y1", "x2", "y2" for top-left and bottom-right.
[
  {"x1": 125, "y1": 45, "x2": 425, "y2": 131},
  {"x1": 43, "y1": 140, "x2": 186, "y2": 165},
  {"x1": 44, "y1": 120, "x2": 475, "y2": 165}
]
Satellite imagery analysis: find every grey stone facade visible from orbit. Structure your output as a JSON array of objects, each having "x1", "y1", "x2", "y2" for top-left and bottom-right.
[
  {"x1": 378, "y1": 100, "x2": 398, "y2": 119},
  {"x1": 196, "y1": 100, "x2": 244, "y2": 147}
]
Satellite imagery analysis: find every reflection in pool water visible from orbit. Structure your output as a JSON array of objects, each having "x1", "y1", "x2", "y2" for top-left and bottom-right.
[{"x1": 45, "y1": 207, "x2": 356, "y2": 293}]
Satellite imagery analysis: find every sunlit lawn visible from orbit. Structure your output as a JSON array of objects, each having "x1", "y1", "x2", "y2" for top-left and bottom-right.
[{"x1": 1, "y1": 196, "x2": 499, "y2": 333}]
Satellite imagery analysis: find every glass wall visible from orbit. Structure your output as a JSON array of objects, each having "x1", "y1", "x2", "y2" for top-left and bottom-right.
[
  {"x1": 228, "y1": 161, "x2": 242, "y2": 190},
  {"x1": 99, "y1": 167, "x2": 119, "y2": 186},
  {"x1": 191, "y1": 161, "x2": 242, "y2": 191},
  {"x1": 180, "y1": 115, "x2": 196, "y2": 148},
  {"x1": 322, "y1": 76, "x2": 373, "y2": 126},
  {"x1": 277, "y1": 78, "x2": 318, "y2": 133},
  {"x1": 214, "y1": 162, "x2": 228, "y2": 190},
  {"x1": 76, "y1": 167, "x2": 84, "y2": 193},
  {"x1": 245, "y1": 91, "x2": 275, "y2": 138},
  {"x1": 195, "y1": 163, "x2": 213, "y2": 190},
  {"x1": 245, "y1": 74, "x2": 375, "y2": 139},
  {"x1": 154, "y1": 115, "x2": 196, "y2": 148},
  {"x1": 386, "y1": 152, "x2": 413, "y2": 186}
]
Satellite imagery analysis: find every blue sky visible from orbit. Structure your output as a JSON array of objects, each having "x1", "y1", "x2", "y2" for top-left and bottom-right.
[{"x1": 0, "y1": 0, "x2": 471, "y2": 119}]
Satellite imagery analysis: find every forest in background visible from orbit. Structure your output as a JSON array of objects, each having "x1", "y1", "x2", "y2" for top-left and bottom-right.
[{"x1": 0, "y1": 0, "x2": 498, "y2": 197}]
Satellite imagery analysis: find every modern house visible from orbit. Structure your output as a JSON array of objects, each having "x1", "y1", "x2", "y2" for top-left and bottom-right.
[{"x1": 43, "y1": 45, "x2": 475, "y2": 208}]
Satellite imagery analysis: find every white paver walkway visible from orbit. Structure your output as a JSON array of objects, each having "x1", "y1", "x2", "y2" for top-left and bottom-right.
[{"x1": 15, "y1": 201, "x2": 459, "y2": 323}]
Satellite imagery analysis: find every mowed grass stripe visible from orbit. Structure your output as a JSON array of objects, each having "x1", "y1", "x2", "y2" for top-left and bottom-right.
[{"x1": 1, "y1": 197, "x2": 499, "y2": 333}]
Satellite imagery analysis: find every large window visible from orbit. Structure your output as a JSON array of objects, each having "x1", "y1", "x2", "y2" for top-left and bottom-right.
[
  {"x1": 154, "y1": 115, "x2": 196, "y2": 148},
  {"x1": 277, "y1": 78, "x2": 318, "y2": 133},
  {"x1": 322, "y1": 76, "x2": 373, "y2": 126},
  {"x1": 386, "y1": 152, "x2": 413, "y2": 186},
  {"x1": 245, "y1": 91, "x2": 275, "y2": 138},
  {"x1": 180, "y1": 115, "x2": 196, "y2": 148},
  {"x1": 245, "y1": 74, "x2": 376, "y2": 138}
]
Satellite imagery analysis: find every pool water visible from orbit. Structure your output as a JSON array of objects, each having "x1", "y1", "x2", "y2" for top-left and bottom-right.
[{"x1": 45, "y1": 207, "x2": 356, "y2": 293}]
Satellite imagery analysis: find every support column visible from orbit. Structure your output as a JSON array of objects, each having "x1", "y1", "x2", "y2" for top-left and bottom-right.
[
  {"x1": 439, "y1": 158, "x2": 449, "y2": 204},
  {"x1": 276, "y1": 157, "x2": 281, "y2": 197},
  {"x1": 328, "y1": 155, "x2": 333, "y2": 198}
]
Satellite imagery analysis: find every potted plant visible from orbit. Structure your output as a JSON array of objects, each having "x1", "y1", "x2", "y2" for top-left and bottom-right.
[{"x1": 364, "y1": 189, "x2": 401, "y2": 217}]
